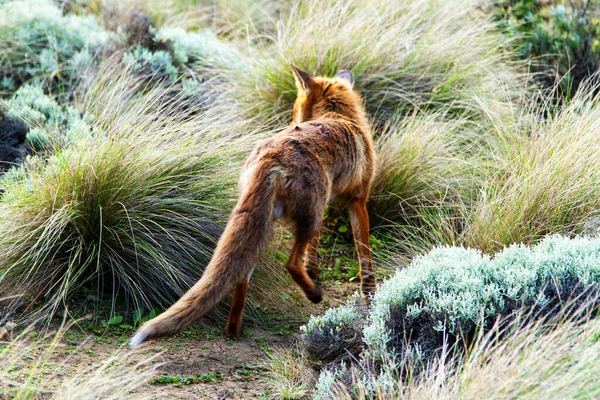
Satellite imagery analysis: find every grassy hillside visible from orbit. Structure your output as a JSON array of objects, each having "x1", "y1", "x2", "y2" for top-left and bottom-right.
[{"x1": 1, "y1": 0, "x2": 600, "y2": 397}]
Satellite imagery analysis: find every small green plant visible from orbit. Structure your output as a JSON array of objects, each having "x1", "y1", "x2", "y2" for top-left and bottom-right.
[
  {"x1": 2, "y1": 84, "x2": 85, "y2": 149},
  {"x1": 301, "y1": 299, "x2": 365, "y2": 364},
  {"x1": 151, "y1": 371, "x2": 222, "y2": 386},
  {"x1": 122, "y1": 46, "x2": 178, "y2": 82}
]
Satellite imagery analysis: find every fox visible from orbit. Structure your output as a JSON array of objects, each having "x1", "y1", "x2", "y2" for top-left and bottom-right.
[{"x1": 130, "y1": 65, "x2": 376, "y2": 346}]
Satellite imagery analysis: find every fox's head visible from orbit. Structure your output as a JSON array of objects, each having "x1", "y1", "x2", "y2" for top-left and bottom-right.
[{"x1": 290, "y1": 65, "x2": 367, "y2": 127}]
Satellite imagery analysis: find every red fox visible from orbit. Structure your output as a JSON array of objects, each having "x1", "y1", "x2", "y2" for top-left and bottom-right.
[{"x1": 130, "y1": 65, "x2": 376, "y2": 346}]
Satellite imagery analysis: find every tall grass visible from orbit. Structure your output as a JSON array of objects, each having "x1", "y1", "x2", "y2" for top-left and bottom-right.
[
  {"x1": 367, "y1": 113, "x2": 474, "y2": 260},
  {"x1": 372, "y1": 79, "x2": 600, "y2": 259},
  {"x1": 91, "y1": 0, "x2": 289, "y2": 39},
  {"x1": 464, "y1": 80, "x2": 600, "y2": 252},
  {"x1": 0, "y1": 62, "x2": 301, "y2": 322},
  {"x1": 232, "y1": 0, "x2": 525, "y2": 123}
]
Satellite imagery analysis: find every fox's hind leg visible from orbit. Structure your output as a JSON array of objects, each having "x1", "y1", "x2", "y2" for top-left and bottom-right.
[
  {"x1": 286, "y1": 234, "x2": 323, "y2": 303},
  {"x1": 348, "y1": 199, "x2": 375, "y2": 295},
  {"x1": 224, "y1": 273, "x2": 251, "y2": 338},
  {"x1": 305, "y1": 221, "x2": 322, "y2": 281}
]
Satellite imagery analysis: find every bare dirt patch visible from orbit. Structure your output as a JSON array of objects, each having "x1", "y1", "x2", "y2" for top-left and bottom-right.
[{"x1": 4, "y1": 282, "x2": 354, "y2": 399}]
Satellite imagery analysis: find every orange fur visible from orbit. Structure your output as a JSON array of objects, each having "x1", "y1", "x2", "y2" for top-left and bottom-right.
[{"x1": 130, "y1": 66, "x2": 376, "y2": 346}]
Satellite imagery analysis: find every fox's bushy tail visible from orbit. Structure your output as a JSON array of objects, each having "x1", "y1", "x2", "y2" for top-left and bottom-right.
[{"x1": 130, "y1": 164, "x2": 278, "y2": 347}]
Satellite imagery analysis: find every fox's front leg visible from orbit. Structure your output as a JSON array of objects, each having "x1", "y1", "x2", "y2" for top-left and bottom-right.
[
  {"x1": 348, "y1": 199, "x2": 375, "y2": 295},
  {"x1": 305, "y1": 222, "x2": 322, "y2": 281}
]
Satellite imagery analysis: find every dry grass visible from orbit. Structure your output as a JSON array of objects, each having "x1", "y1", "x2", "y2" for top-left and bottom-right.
[
  {"x1": 464, "y1": 80, "x2": 600, "y2": 252},
  {"x1": 0, "y1": 317, "x2": 158, "y2": 399}
]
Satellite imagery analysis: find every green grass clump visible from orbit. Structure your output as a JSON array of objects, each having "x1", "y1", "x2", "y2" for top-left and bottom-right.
[
  {"x1": 0, "y1": 130, "x2": 236, "y2": 319},
  {"x1": 0, "y1": 60, "x2": 306, "y2": 322},
  {"x1": 373, "y1": 80, "x2": 600, "y2": 259},
  {"x1": 264, "y1": 345, "x2": 314, "y2": 400},
  {"x1": 366, "y1": 112, "x2": 474, "y2": 260},
  {"x1": 0, "y1": 71, "x2": 249, "y2": 320},
  {"x1": 0, "y1": 0, "x2": 112, "y2": 97}
]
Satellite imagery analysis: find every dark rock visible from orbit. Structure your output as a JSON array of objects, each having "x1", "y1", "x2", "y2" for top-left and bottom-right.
[
  {"x1": 125, "y1": 11, "x2": 171, "y2": 53},
  {"x1": 0, "y1": 118, "x2": 29, "y2": 173}
]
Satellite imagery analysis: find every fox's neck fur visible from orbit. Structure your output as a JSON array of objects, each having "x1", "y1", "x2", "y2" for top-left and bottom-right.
[{"x1": 292, "y1": 75, "x2": 368, "y2": 131}]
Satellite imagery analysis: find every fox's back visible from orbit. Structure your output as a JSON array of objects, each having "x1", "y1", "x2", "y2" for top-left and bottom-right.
[{"x1": 247, "y1": 117, "x2": 373, "y2": 201}]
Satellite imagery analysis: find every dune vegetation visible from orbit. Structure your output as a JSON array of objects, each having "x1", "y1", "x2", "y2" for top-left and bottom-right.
[{"x1": 1, "y1": 0, "x2": 600, "y2": 398}]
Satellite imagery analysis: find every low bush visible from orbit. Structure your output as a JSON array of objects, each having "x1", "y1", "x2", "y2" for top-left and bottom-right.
[
  {"x1": 302, "y1": 297, "x2": 365, "y2": 364},
  {"x1": 310, "y1": 299, "x2": 600, "y2": 399},
  {"x1": 299, "y1": 234, "x2": 600, "y2": 397},
  {"x1": 0, "y1": 0, "x2": 112, "y2": 97},
  {"x1": 2, "y1": 84, "x2": 85, "y2": 150},
  {"x1": 122, "y1": 46, "x2": 178, "y2": 83}
]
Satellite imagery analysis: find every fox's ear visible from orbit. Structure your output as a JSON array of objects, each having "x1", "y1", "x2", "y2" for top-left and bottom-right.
[
  {"x1": 290, "y1": 64, "x2": 314, "y2": 93},
  {"x1": 335, "y1": 70, "x2": 354, "y2": 88}
]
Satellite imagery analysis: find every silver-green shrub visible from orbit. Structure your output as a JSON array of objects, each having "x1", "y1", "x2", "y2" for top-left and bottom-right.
[
  {"x1": 0, "y1": 0, "x2": 112, "y2": 96},
  {"x1": 301, "y1": 300, "x2": 365, "y2": 364},
  {"x1": 2, "y1": 84, "x2": 86, "y2": 149},
  {"x1": 155, "y1": 28, "x2": 241, "y2": 71},
  {"x1": 365, "y1": 234, "x2": 600, "y2": 360},
  {"x1": 308, "y1": 235, "x2": 600, "y2": 398},
  {"x1": 122, "y1": 46, "x2": 178, "y2": 82}
]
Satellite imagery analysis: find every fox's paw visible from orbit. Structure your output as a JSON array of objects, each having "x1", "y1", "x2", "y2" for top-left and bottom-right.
[
  {"x1": 307, "y1": 285, "x2": 323, "y2": 303},
  {"x1": 224, "y1": 323, "x2": 243, "y2": 339}
]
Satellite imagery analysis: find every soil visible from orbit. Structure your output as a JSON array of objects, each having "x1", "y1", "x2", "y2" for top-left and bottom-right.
[{"x1": 8, "y1": 282, "x2": 354, "y2": 399}]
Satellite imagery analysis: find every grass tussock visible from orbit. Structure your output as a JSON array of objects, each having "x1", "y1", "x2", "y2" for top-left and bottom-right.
[
  {"x1": 465, "y1": 80, "x2": 600, "y2": 252},
  {"x1": 0, "y1": 63, "x2": 295, "y2": 321},
  {"x1": 235, "y1": 0, "x2": 525, "y2": 122},
  {"x1": 263, "y1": 345, "x2": 316, "y2": 400}
]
